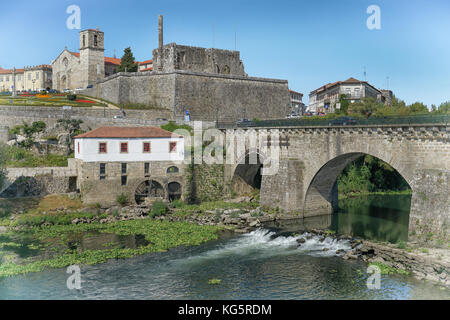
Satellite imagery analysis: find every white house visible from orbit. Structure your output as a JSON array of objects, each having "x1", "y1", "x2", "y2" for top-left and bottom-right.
[{"x1": 74, "y1": 126, "x2": 185, "y2": 162}]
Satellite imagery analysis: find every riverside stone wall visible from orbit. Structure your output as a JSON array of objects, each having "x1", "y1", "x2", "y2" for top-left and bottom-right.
[
  {"x1": 189, "y1": 164, "x2": 227, "y2": 202},
  {"x1": 1, "y1": 166, "x2": 78, "y2": 198}
]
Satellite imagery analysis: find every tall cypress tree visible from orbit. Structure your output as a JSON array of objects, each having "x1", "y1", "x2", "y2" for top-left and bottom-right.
[{"x1": 118, "y1": 47, "x2": 138, "y2": 72}]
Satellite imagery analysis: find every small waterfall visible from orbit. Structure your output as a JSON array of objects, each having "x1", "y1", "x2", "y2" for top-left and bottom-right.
[{"x1": 171, "y1": 229, "x2": 352, "y2": 267}]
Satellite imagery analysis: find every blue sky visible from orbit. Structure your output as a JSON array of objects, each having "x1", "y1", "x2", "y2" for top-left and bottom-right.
[{"x1": 1, "y1": 0, "x2": 449, "y2": 107}]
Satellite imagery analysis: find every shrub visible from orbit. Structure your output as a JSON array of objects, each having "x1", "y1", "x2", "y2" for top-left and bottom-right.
[
  {"x1": 396, "y1": 241, "x2": 406, "y2": 249},
  {"x1": 150, "y1": 200, "x2": 168, "y2": 218},
  {"x1": 172, "y1": 199, "x2": 185, "y2": 208},
  {"x1": 67, "y1": 94, "x2": 77, "y2": 101},
  {"x1": 116, "y1": 193, "x2": 128, "y2": 206}
]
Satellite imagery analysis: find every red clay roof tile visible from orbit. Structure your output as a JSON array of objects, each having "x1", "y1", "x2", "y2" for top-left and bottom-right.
[{"x1": 74, "y1": 126, "x2": 183, "y2": 139}]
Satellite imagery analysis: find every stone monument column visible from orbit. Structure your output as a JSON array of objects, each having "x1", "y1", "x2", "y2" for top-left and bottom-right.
[
  {"x1": 12, "y1": 67, "x2": 17, "y2": 97},
  {"x1": 158, "y1": 15, "x2": 163, "y2": 71}
]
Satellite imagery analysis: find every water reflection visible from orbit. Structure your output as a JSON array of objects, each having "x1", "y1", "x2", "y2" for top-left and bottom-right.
[{"x1": 332, "y1": 195, "x2": 411, "y2": 243}]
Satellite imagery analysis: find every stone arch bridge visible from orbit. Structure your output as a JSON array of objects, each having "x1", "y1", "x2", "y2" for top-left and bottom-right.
[{"x1": 222, "y1": 123, "x2": 450, "y2": 242}]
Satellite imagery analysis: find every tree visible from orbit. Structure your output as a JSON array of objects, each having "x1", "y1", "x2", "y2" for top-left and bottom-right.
[
  {"x1": 10, "y1": 121, "x2": 46, "y2": 148},
  {"x1": 347, "y1": 97, "x2": 381, "y2": 118},
  {"x1": 407, "y1": 102, "x2": 428, "y2": 114},
  {"x1": 437, "y1": 101, "x2": 450, "y2": 114},
  {"x1": 336, "y1": 94, "x2": 350, "y2": 114},
  {"x1": 117, "y1": 47, "x2": 138, "y2": 72}
]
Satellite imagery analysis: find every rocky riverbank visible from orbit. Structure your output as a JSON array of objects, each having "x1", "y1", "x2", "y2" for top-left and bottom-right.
[{"x1": 301, "y1": 228, "x2": 450, "y2": 287}]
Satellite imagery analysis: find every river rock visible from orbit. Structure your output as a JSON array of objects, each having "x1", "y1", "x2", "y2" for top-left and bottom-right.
[{"x1": 297, "y1": 238, "x2": 306, "y2": 244}]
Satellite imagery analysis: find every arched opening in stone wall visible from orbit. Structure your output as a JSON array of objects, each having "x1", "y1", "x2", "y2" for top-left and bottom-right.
[
  {"x1": 135, "y1": 180, "x2": 165, "y2": 205},
  {"x1": 168, "y1": 182, "x2": 182, "y2": 201},
  {"x1": 303, "y1": 152, "x2": 412, "y2": 243},
  {"x1": 231, "y1": 153, "x2": 263, "y2": 197}
]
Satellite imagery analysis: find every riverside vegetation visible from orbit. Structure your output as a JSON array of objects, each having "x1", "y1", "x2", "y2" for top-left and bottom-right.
[{"x1": 0, "y1": 194, "x2": 267, "y2": 277}]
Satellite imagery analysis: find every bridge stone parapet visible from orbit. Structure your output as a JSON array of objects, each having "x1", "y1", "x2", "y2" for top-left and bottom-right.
[{"x1": 224, "y1": 123, "x2": 450, "y2": 244}]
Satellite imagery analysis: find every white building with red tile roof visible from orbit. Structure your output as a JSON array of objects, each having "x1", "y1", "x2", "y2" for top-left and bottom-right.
[{"x1": 74, "y1": 126, "x2": 184, "y2": 162}]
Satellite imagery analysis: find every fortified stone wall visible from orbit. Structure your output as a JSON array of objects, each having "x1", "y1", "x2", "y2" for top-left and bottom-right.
[{"x1": 81, "y1": 70, "x2": 290, "y2": 121}]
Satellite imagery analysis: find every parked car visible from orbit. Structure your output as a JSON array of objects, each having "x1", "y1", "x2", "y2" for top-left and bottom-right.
[
  {"x1": 318, "y1": 112, "x2": 327, "y2": 116},
  {"x1": 328, "y1": 116, "x2": 357, "y2": 126},
  {"x1": 236, "y1": 118, "x2": 251, "y2": 126},
  {"x1": 62, "y1": 88, "x2": 71, "y2": 93},
  {"x1": 86, "y1": 84, "x2": 93, "y2": 89},
  {"x1": 113, "y1": 115, "x2": 124, "y2": 119},
  {"x1": 74, "y1": 87, "x2": 84, "y2": 92},
  {"x1": 156, "y1": 118, "x2": 168, "y2": 121},
  {"x1": 286, "y1": 112, "x2": 300, "y2": 119}
]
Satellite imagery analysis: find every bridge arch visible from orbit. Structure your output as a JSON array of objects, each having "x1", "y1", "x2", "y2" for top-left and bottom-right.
[
  {"x1": 231, "y1": 150, "x2": 266, "y2": 196},
  {"x1": 302, "y1": 152, "x2": 413, "y2": 217}
]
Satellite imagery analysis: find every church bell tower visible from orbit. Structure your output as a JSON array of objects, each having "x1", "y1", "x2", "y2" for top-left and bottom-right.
[{"x1": 79, "y1": 28, "x2": 105, "y2": 87}]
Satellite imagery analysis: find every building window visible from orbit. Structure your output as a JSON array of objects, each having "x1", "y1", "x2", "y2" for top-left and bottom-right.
[
  {"x1": 99, "y1": 142, "x2": 107, "y2": 153},
  {"x1": 99, "y1": 163, "x2": 106, "y2": 175},
  {"x1": 120, "y1": 142, "x2": 128, "y2": 153},
  {"x1": 0, "y1": 76, "x2": 2, "y2": 82},
  {"x1": 121, "y1": 163, "x2": 127, "y2": 174},
  {"x1": 36, "y1": 72, "x2": 39, "y2": 80},
  {"x1": 121, "y1": 175, "x2": 127, "y2": 186},
  {"x1": 28, "y1": 74, "x2": 31, "y2": 80},
  {"x1": 167, "y1": 166, "x2": 179, "y2": 174},
  {"x1": 143, "y1": 142, "x2": 151, "y2": 153},
  {"x1": 77, "y1": 142, "x2": 80, "y2": 154},
  {"x1": 94, "y1": 35, "x2": 98, "y2": 46},
  {"x1": 169, "y1": 141, "x2": 177, "y2": 153},
  {"x1": 144, "y1": 162, "x2": 150, "y2": 175},
  {"x1": 5, "y1": 76, "x2": 9, "y2": 81},
  {"x1": 83, "y1": 35, "x2": 86, "y2": 47}
]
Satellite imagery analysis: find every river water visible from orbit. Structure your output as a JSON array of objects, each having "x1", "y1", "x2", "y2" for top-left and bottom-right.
[{"x1": 0, "y1": 195, "x2": 449, "y2": 300}]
